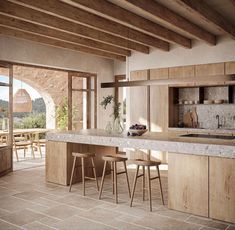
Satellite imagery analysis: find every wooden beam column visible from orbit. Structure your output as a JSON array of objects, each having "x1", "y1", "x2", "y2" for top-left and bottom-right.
[{"x1": 68, "y1": 73, "x2": 73, "y2": 130}]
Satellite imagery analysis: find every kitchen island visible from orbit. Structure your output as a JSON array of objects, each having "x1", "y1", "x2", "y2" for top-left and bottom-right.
[{"x1": 46, "y1": 129, "x2": 235, "y2": 223}]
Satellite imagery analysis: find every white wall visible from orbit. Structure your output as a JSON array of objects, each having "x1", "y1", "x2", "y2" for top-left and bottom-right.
[
  {"x1": 0, "y1": 35, "x2": 115, "y2": 128},
  {"x1": 114, "y1": 36, "x2": 235, "y2": 74}
]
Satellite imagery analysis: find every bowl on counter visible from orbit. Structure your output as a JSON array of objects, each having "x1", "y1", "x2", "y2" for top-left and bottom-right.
[
  {"x1": 128, "y1": 129, "x2": 148, "y2": 136},
  {"x1": 214, "y1": 99, "x2": 224, "y2": 104},
  {"x1": 203, "y1": 100, "x2": 214, "y2": 104}
]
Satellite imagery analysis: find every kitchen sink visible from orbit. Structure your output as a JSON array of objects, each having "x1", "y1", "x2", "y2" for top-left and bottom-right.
[{"x1": 180, "y1": 133, "x2": 235, "y2": 140}]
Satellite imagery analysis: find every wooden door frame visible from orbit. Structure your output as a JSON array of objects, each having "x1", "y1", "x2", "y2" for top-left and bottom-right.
[{"x1": 68, "y1": 72, "x2": 97, "y2": 130}]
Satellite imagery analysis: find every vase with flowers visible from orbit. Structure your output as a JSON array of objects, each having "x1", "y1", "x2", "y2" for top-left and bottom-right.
[{"x1": 100, "y1": 95, "x2": 123, "y2": 133}]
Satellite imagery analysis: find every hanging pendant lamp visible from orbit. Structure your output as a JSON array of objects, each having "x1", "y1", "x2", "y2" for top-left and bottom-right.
[{"x1": 13, "y1": 88, "x2": 32, "y2": 113}]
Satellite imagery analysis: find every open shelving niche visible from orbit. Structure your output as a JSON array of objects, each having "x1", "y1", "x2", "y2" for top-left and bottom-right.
[{"x1": 169, "y1": 85, "x2": 235, "y2": 128}]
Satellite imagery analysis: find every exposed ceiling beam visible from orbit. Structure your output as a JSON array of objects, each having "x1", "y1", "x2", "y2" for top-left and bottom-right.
[
  {"x1": 174, "y1": 0, "x2": 235, "y2": 39},
  {"x1": 230, "y1": 0, "x2": 235, "y2": 7},
  {"x1": 9, "y1": 0, "x2": 170, "y2": 51},
  {"x1": 0, "y1": 25, "x2": 126, "y2": 61},
  {"x1": 0, "y1": 15, "x2": 131, "y2": 57},
  {"x1": 69, "y1": 0, "x2": 191, "y2": 48},
  {"x1": 0, "y1": 1, "x2": 149, "y2": 54},
  {"x1": 124, "y1": 0, "x2": 216, "y2": 45}
]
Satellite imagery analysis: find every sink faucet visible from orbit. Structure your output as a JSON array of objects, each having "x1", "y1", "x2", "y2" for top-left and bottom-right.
[{"x1": 216, "y1": 115, "x2": 222, "y2": 129}]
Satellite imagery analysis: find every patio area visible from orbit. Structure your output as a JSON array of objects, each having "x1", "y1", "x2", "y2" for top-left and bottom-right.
[{"x1": 0, "y1": 165, "x2": 234, "y2": 230}]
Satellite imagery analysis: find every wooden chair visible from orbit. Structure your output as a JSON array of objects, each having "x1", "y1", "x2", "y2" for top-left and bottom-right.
[
  {"x1": 69, "y1": 152, "x2": 99, "y2": 196},
  {"x1": 99, "y1": 155, "x2": 131, "y2": 204},
  {"x1": 32, "y1": 132, "x2": 46, "y2": 158},
  {"x1": 130, "y1": 159, "x2": 164, "y2": 211},
  {"x1": 13, "y1": 133, "x2": 34, "y2": 161}
]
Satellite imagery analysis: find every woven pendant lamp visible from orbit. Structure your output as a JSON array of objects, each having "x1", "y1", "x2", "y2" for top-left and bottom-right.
[{"x1": 13, "y1": 88, "x2": 32, "y2": 113}]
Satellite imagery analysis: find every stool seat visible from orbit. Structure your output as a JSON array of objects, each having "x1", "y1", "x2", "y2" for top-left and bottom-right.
[
  {"x1": 99, "y1": 154, "x2": 130, "y2": 203},
  {"x1": 131, "y1": 159, "x2": 161, "y2": 166},
  {"x1": 130, "y1": 158, "x2": 164, "y2": 211},
  {"x1": 69, "y1": 152, "x2": 99, "y2": 196},
  {"x1": 102, "y1": 155, "x2": 128, "y2": 162},
  {"x1": 72, "y1": 152, "x2": 96, "y2": 158}
]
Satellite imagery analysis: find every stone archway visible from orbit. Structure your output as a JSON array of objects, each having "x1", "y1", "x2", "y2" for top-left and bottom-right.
[{"x1": 13, "y1": 65, "x2": 69, "y2": 129}]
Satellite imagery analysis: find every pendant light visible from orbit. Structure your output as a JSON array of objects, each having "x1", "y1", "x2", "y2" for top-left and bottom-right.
[{"x1": 13, "y1": 81, "x2": 32, "y2": 113}]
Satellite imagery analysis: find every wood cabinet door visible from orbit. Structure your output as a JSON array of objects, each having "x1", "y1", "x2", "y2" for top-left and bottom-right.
[
  {"x1": 169, "y1": 66, "x2": 195, "y2": 79},
  {"x1": 209, "y1": 157, "x2": 235, "y2": 223},
  {"x1": 168, "y1": 153, "x2": 209, "y2": 217},
  {"x1": 195, "y1": 63, "x2": 224, "y2": 76},
  {"x1": 129, "y1": 70, "x2": 148, "y2": 126},
  {"x1": 225, "y1": 61, "x2": 235, "y2": 74},
  {"x1": 0, "y1": 147, "x2": 12, "y2": 176}
]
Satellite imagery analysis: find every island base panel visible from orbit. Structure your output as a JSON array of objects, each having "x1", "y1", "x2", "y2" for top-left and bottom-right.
[
  {"x1": 209, "y1": 157, "x2": 235, "y2": 223},
  {"x1": 168, "y1": 153, "x2": 209, "y2": 217},
  {"x1": 46, "y1": 141, "x2": 116, "y2": 186}
]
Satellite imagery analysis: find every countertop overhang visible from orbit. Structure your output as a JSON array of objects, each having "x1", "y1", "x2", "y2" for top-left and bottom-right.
[{"x1": 46, "y1": 129, "x2": 235, "y2": 159}]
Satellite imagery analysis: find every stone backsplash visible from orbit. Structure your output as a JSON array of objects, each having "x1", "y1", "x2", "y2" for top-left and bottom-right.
[{"x1": 179, "y1": 104, "x2": 235, "y2": 129}]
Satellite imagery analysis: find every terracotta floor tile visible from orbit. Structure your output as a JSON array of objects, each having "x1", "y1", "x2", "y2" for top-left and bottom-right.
[
  {"x1": 22, "y1": 221, "x2": 55, "y2": 230},
  {"x1": 0, "y1": 219, "x2": 23, "y2": 230}
]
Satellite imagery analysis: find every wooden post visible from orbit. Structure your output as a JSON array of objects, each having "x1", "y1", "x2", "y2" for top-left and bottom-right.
[
  {"x1": 86, "y1": 77, "x2": 91, "y2": 129},
  {"x1": 94, "y1": 74, "x2": 97, "y2": 128},
  {"x1": 68, "y1": 73, "x2": 73, "y2": 130}
]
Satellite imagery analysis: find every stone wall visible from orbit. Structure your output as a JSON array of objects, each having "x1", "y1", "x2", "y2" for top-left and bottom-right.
[{"x1": 13, "y1": 65, "x2": 83, "y2": 129}]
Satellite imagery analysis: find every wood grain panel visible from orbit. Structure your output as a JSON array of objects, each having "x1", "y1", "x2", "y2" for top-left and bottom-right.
[
  {"x1": 46, "y1": 141, "x2": 68, "y2": 185},
  {"x1": 150, "y1": 68, "x2": 169, "y2": 80},
  {"x1": 169, "y1": 65, "x2": 195, "y2": 79},
  {"x1": 195, "y1": 63, "x2": 225, "y2": 76},
  {"x1": 150, "y1": 85, "x2": 168, "y2": 163},
  {"x1": 0, "y1": 147, "x2": 12, "y2": 176},
  {"x1": 225, "y1": 61, "x2": 235, "y2": 74},
  {"x1": 168, "y1": 153, "x2": 209, "y2": 217},
  {"x1": 46, "y1": 141, "x2": 116, "y2": 185},
  {"x1": 209, "y1": 157, "x2": 235, "y2": 223},
  {"x1": 129, "y1": 70, "x2": 148, "y2": 127}
]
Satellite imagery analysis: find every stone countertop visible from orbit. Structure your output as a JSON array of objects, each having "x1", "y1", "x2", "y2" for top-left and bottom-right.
[
  {"x1": 46, "y1": 129, "x2": 235, "y2": 159},
  {"x1": 168, "y1": 127, "x2": 235, "y2": 134}
]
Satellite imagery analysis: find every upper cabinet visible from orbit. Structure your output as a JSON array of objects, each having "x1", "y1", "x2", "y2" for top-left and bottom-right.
[
  {"x1": 169, "y1": 65, "x2": 195, "y2": 79},
  {"x1": 195, "y1": 63, "x2": 225, "y2": 76},
  {"x1": 150, "y1": 67, "x2": 168, "y2": 80},
  {"x1": 225, "y1": 61, "x2": 235, "y2": 74}
]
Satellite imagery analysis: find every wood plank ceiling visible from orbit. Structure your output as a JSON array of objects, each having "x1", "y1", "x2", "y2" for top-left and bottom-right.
[{"x1": 0, "y1": 0, "x2": 234, "y2": 61}]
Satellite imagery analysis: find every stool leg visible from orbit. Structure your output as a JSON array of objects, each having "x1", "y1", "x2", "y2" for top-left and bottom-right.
[
  {"x1": 91, "y1": 157, "x2": 99, "y2": 191},
  {"x1": 114, "y1": 161, "x2": 118, "y2": 204},
  {"x1": 142, "y1": 166, "x2": 145, "y2": 201},
  {"x1": 69, "y1": 156, "x2": 77, "y2": 192},
  {"x1": 81, "y1": 157, "x2": 85, "y2": 196},
  {"x1": 157, "y1": 165, "x2": 164, "y2": 205},
  {"x1": 98, "y1": 161, "x2": 107, "y2": 200},
  {"x1": 111, "y1": 162, "x2": 114, "y2": 195},
  {"x1": 130, "y1": 165, "x2": 139, "y2": 207},
  {"x1": 123, "y1": 161, "x2": 131, "y2": 198},
  {"x1": 147, "y1": 166, "x2": 152, "y2": 211}
]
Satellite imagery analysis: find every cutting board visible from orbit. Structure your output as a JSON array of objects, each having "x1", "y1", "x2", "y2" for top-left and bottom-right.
[
  {"x1": 183, "y1": 111, "x2": 193, "y2": 127},
  {"x1": 191, "y1": 107, "x2": 198, "y2": 128}
]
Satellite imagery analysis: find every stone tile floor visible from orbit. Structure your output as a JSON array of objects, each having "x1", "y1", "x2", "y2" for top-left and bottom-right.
[
  {"x1": 13, "y1": 147, "x2": 45, "y2": 171},
  {"x1": 0, "y1": 159, "x2": 234, "y2": 229}
]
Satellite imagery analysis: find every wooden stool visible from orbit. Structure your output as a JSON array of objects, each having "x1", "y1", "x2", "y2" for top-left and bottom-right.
[
  {"x1": 69, "y1": 152, "x2": 99, "y2": 196},
  {"x1": 99, "y1": 155, "x2": 131, "y2": 204},
  {"x1": 130, "y1": 159, "x2": 164, "y2": 211}
]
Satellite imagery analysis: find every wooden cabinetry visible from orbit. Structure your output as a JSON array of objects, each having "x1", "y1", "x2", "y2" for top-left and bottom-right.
[
  {"x1": 150, "y1": 67, "x2": 168, "y2": 80},
  {"x1": 0, "y1": 147, "x2": 12, "y2": 176},
  {"x1": 168, "y1": 153, "x2": 209, "y2": 217},
  {"x1": 46, "y1": 141, "x2": 116, "y2": 185},
  {"x1": 129, "y1": 70, "x2": 148, "y2": 126},
  {"x1": 169, "y1": 65, "x2": 195, "y2": 79},
  {"x1": 209, "y1": 157, "x2": 235, "y2": 223},
  {"x1": 225, "y1": 61, "x2": 235, "y2": 74},
  {"x1": 195, "y1": 63, "x2": 225, "y2": 76}
]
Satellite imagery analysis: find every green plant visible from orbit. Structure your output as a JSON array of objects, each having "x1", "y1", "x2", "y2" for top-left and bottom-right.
[
  {"x1": 56, "y1": 97, "x2": 78, "y2": 130},
  {"x1": 14, "y1": 113, "x2": 46, "y2": 129},
  {"x1": 100, "y1": 95, "x2": 114, "y2": 109}
]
